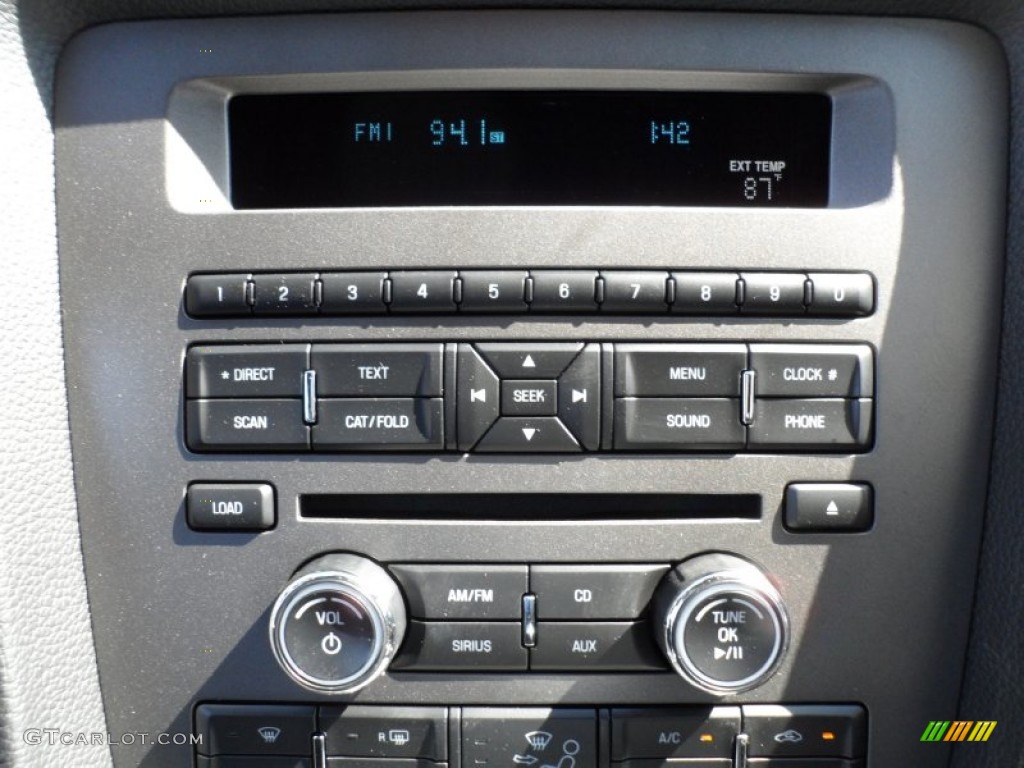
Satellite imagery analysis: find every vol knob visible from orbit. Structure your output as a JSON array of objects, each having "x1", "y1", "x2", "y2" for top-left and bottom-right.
[
  {"x1": 269, "y1": 554, "x2": 406, "y2": 694},
  {"x1": 652, "y1": 553, "x2": 788, "y2": 695}
]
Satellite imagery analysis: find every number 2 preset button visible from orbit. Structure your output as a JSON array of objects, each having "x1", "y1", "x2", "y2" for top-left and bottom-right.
[
  {"x1": 251, "y1": 273, "x2": 318, "y2": 315},
  {"x1": 389, "y1": 271, "x2": 457, "y2": 312}
]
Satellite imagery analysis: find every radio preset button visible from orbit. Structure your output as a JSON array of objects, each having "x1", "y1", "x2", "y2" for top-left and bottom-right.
[
  {"x1": 320, "y1": 272, "x2": 388, "y2": 314},
  {"x1": 389, "y1": 271, "x2": 458, "y2": 312},
  {"x1": 393, "y1": 621, "x2": 527, "y2": 671},
  {"x1": 313, "y1": 398, "x2": 443, "y2": 451},
  {"x1": 501, "y1": 380, "x2": 557, "y2": 417},
  {"x1": 614, "y1": 398, "x2": 745, "y2": 451},
  {"x1": 530, "y1": 622, "x2": 666, "y2": 671},
  {"x1": 186, "y1": 344, "x2": 308, "y2": 399},
  {"x1": 390, "y1": 564, "x2": 527, "y2": 620},
  {"x1": 610, "y1": 707, "x2": 740, "y2": 760},
  {"x1": 312, "y1": 343, "x2": 443, "y2": 397},
  {"x1": 600, "y1": 271, "x2": 669, "y2": 313},
  {"x1": 740, "y1": 273, "x2": 807, "y2": 315},
  {"x1": 671, "y1": 272, "x2": 740, "y2": 315},
  {"x1": 749, "y1": 399, "x2": 873, "y2": 450},
  {"x1": 807, "y1": 272, "x2": 875, "y2": 317},
  {"x1": 750, "y1": 344, "x2": 873, "y2": 398},
  {"x1": 529, "y1": 271, "x2": 599, "y2": 312},
  {"x1": 532, "y1": 565, "x2": 667, "y2": 621},
  {"x1": 186, "y1": 399, "x2": 309, "y2": 451},
  {"x1": 460, "y1": 270, "x2": 529, "y2": 312},
  {"x1": 615, "y1": 344, "x2": 746, "y2": 397},
  {"x1": 252, "y1": 273, "x2": 318, "y2": 315},
  {"x1": 186, "y1": 483, "x2": 275, "y2": 531},
  {"x1": 185, "y1": 274, "x2": 251, "y2": 317}
]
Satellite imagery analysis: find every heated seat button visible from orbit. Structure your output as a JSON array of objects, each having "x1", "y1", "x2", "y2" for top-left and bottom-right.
[
  {"x1": 671, "y1": 272, "x2": 740, "y2": 315},
  {"x1": 740, "y1": 273, "x2": 807, "y2": 315},
  {"x1": 530, "y1": 622, "x2": 666, "y2": 671},
  {"x1": 529, "y1": 271, "x2": 599, "y2": 312},
  {"x1": 807, "y1": 272, "x2": 875, "y2": 317},
  {"x1": 389, "y1": 271, "x2": 457, "y2": 312},
  {"x1": 615, "y1": 344, "x2": 746, "y2": 397},
  {"x1": 610, "y1": 707, "x2": 740, "y2": 760},
  {"x1": 456, "y1": 345, "x2": 500, "y2": 450},
  {"x1": 600, "y1": 271, "x2": 669, "y2": 313},
  {"x1": 460, "y1": 270, "x2": 529, "y2": 312},
  {"x1": 186, "y1": 344, "x2": 308, "y2": 399},
  {"x1": 390, "y1": 564, "x2": 527, "y2": 620},
  {"x1": 312, "y1": 344, "x2": 443, "y2": 397},
  {"x1": 614, "y1": 399, "x2": 745, "y2": 451},
  {"x1": 320, "y1": 272, "x2": 388, "y2": 315},
  {"x1": 749, "y1": 399, "x2": 873, "y2": 450},
  {"x1": 749, "y1": 344, "x2": 873, "y2": 398},
  {"x1": 321, "y1": 706, "x2": 447, "y2": 760},
  {"x1": 186, "y1": 400, "x2": 309, "y2": 451},
  {"x1": 475, "y1": 343, "x2": 583, "y2": 379},
  {"x1": 392, "y1": 622, "x2": 527, "y2": 671},
  {"x1": 195, "y1": 703, "x2": 315, "y2": 756},
  {"x1": 532, "y1": 564, "x2": 668, "y2": 620},
  {"x1": 502, "y1": 380, "x2": 557, "y2": 416},
  {"x1": 313, "y1": 399, "x2": 443, "y2": 451},
  {"x1": 742, "y1": 705, "x2": 867, "y2": 759},
  {"x1": 462, "y1": 709, "x2": 597, "y2": 768},
  {"x1": 252, "y1": 273, "x2": 319, "y2": 315},
  {"x1": 186, "y1": 483, "x2": 275, "y2": 531},
  {"x1": 185, "y1": 274, "x2": 251, "y2": 317},
  {"x1": 785, "y1": 483, "x2": 874, "y2": 532}
]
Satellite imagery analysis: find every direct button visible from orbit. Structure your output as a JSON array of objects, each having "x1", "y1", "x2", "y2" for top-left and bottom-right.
[
  {"x1": 610, "y1": 707, "x2": 740, "y2": 760},
  {"x1": 195, "y1": 703, "x2": 316, "y2": 756},
  {"x1": 532, "y1": 564, "x2": 669, "y2": 620},
  {"x1": 320, "y1": 706, "x2": 447, "y2": 760},
  {"x1": 742, "y1": 705, "x2": 867, "y2": 759},
  {"x1": 750, "y1": 344, "x2": 874, "y2": 398},
  {"x1": 502, "y1": 380, "x2": 557, "y2": 416},
  {"x1": 313, "y1": 399, "x2": 443, "y2": 451},
  {"x1": 313, "y1": 344, "x2": 443, "y2": 397},
  {"x1": 615, "y1": 344, "x2": 746, "y2": 397},
  {"x1": 392, "y1": 622, "x2": 527, "y2": 671},
  {"x1": 186, "y1": 344, "x2": 308, "y2": 399},
  {"x1": 750, "y1": 399, "x2": 873, "y2": 450},
  {"x1": 186, "y1": 483, "x2": 275, "y2": 531},
  {"x1": 186, "y1": 400, "x2": 309, "y2": 451},
  {"x1": 390, "y1": 564, "x2": 527, "y2": 620}
]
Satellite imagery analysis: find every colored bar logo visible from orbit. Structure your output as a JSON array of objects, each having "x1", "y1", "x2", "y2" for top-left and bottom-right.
[{"x1": 921, "y1": 721, "x2": 997, "y2": 742}]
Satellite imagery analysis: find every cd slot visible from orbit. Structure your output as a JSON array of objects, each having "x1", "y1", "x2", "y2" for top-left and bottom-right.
[{"x1": 300, "y1": 493, "x2": 760, "y2": 521}]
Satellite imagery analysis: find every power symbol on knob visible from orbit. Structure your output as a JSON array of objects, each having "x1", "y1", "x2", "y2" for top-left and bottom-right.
[{"x1": 321, "y1": 632, "x2": 343, "y2": 655}]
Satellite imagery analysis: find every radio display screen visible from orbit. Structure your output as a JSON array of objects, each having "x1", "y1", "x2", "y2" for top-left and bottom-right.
[{"x1": 228, "y1": 90, "x2": 831, "y2": 208}]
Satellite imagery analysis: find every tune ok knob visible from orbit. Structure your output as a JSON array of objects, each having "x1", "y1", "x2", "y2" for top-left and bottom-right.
[
  {"x1": 652, "y1": 553, "x2": 789, "y2": 695},
  {"x1": 269, "y1": 553, "x2": 406, "y2": 694}
]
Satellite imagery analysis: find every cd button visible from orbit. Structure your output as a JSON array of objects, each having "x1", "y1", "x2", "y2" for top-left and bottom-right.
[
  {"x1": 460, "y1": 270, "x2": 529, "y2": 312},
  {"x1": 501, "y1": 380, "x2": 557, "y2": 416},
  {"x1": 531, "y1": 564, "x2": 668, "y2": 620},
  {"x1": 615, "y1": 344, "x2": 747, "y2": 397},
  {"x1": 600, "y1": 271, "x2": 669, "y2": 313},
  {"x1": 320, "y1": 272, "x2": 388, "y2": 314}
]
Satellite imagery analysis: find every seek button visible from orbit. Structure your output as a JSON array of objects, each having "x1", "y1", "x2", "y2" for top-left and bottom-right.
[{"x1": 502, "y1": 380, "x2": 557, "y2": 416}]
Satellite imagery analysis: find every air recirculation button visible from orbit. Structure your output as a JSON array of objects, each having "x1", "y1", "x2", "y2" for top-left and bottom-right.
[{"x1": 269, "y1": 553, "x2": 406, "y2": 694}]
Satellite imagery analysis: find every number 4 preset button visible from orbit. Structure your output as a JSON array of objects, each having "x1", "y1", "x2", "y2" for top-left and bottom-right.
[{"x1": 390, "y1": 271, "x2": 458, "y2": 312}]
